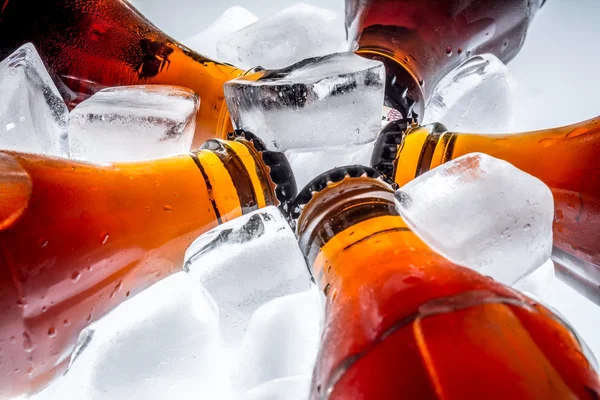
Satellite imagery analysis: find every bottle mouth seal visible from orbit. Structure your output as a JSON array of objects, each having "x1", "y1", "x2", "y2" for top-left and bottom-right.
[
  {"x1": 370, "y1": 118, "x2": 413, "y2": 178},
  {"x1": 225, "y1": 129, "x2": 297, "y2": 217}
]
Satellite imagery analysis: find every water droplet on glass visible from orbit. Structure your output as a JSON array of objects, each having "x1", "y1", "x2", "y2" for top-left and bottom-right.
[
  {"x1": 41, "y1": 306, "x2": 47, "y2": 313},
  {"x1": 445, "y1": 46, "x2": 452, "y2": 56},
  {"x1": 47, "y1": 327, "x2": 56, "y2": 338},
  {"x1": 457, "y1": 48, "x2": 463, "y2": 54},
  {"x1": 71, "y1": 271, "x2": 81, "y2": 282},
  {"x1": 523, "y1": 224, "x2": 531, "y2": 231},
  {"x1": 38, "y1": 238, "x2": 48, "y2": 248},
  {"x1": 555, "y1": 210, "x2": 564, "y2": 221},
  {"x1": 87, "y1": 313, "x2": 92, "y2": 323},
  {"x1": 100, "y1": 232, "x2": 109, "y2": 245},
  {"x1": 63, "y1": 319, "x2": 71, "y2": 326},
  {"x1": 144, "y1": 206, "x2": 151, "y2": 212},
  {"x1": 22, "y1": 332, "x2": 34, "y2": 352},
  {"x1": 16, "y1": 298, "x2": 27, "y2": 308},
  {"x1": 9, "y1": 336, "x2": 16, "y2": 345},
  {"x1": 163, "y1": 205, "x2": 174, "y2": 212},
  {"x1": 26, "y1": 366, "x2": 33, "y2": 376},
  {"x1": 125, "y1": 290, "x2": 131, "y2": 298}
]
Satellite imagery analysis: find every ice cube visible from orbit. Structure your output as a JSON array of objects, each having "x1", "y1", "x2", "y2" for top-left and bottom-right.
[
  {"x1": 68, "y1": 85, "x2": 199, "y2": 162},
  {"x1": 39, "y1": 272, "x2": 227, "y2": 400},
  {"x1": 182, "y1": 6, "x2": 259, "y2": 61},
  {"x1": 232, "y1": 287, "x2": 322, "y2": 395},
  {"x1": 184, "y1": 206, "x2": 311, "y2": 345},
  {"x1": 225, "y1": 52, "x2": 385, "y2": 152},
  {"x1": 423, "y1": 54, "x2": 517, "y2": 133},
  {"x1": 217, "y1": 3, "x2": 347, "y2": 70},
  {"x1": 513, "y1": 258, "x2": 556, "y2": 303},
  {"x1": 286, "y1": 142, "x2": 374, "y2": 190},
  {"x1": 395, "y1": 153, "x2": 554, "y2": 285},
  {"x1": 0, "y1": 43, "x2": 69, "y2": 157},
  {"x1": 242, "y1": 376, "x2": 312, "y2": 400}
]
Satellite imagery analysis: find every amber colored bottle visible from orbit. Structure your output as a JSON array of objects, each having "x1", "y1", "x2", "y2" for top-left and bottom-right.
[
  {"x1": 371, "y1": 116, "x2": 600, "y2": 305},
  {"x1": 0, "y1": 132, "x2": 295, "y2": 398},
  {"x1": 347, "y1": 0, "x2": 545, "y2": 120},
  {"x1": 0, "y1": 0, "x2": 250, "y2": 148},
  {"x1": 291, "y1": 166, "x2": 600, "y2": 400}
]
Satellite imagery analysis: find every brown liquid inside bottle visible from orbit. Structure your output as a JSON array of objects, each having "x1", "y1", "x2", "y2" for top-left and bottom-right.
[
  {"x1": 294, "y1": 169, "x2": 600, "y2": 399},
  {"x1": 0, "y1": 135, "x2": 294, "y2": 398},
  {"x1": 347, "y1": 0, "x2": 544, "y2": 119},
  {"x1": 376, "y1": 116, "x2": 600, "y2": 305},
  {"x1": 0, "y1": 0, "x2": 246, "y2": 147}
]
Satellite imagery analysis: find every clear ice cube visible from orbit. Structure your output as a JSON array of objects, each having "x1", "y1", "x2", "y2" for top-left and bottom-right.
[
  {"x1": 232, "y1": 287, "x2": 322, "y2": 395},
  {"x1": 216, "y1": 3, "x2": 347, "y2": 70},
  {"x1": 286, "y1": 142, "x2": 374, "y2": 190},
  {"x1": 184, "y1": 206, "x2": 312, "y2": 345},
  {"x1": 68, "y1": 85, "x2": 199, "y2": 162},
  {"x1": 0, "y1": 43, "x2": 69, "y2": 157},
  {"x1": 395, "y1": 153, "x2": 554, "y2": 285},
  {"x1": 225, "y1": 52, "x2": 385, "y2": 152},
  {"x1": 42, "y1": 273, "x2": 227, "y2": 400},
  {"x1": 182, "y1": 6, "x2": 259, "y2": 61},
  {"x1": 423, "y1": 54, "x2": 517, "y2": 134},
  {"x1": 513, "y1": 258, "x2": 557, "y2": 303},
  {"x1": 242, "y1": 376, "x2": 312, "y2": 400}
]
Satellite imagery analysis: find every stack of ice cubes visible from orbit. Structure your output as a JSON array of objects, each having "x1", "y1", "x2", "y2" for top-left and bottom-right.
[{"x1": 0, "y1": 1, "x2": 598, "y2": 399}]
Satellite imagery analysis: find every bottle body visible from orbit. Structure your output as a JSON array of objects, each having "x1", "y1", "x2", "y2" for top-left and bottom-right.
[
  {"x1": 294, "y1": 169, "x2": 599, "y2": 399},
  {"x1": 0, "y1": 0, "x2": 244, "y2": 147},
  {"x1": 379, "y1": 116, "x2": 600, "y2": 304},
  {"x1": 0, "y1": 135, "x2": 291, "y2": 397},
  {"x1": 347, "y1": 0, "x2": 543, "y2": 119}
]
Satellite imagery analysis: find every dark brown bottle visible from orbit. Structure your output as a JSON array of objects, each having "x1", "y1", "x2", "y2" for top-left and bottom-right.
[
  {"x1": 347, "y1": 0, "x2": 545, "y2": 120},
  {"x1": 372, "y1": 116, "x2": 600, "y2": 305},
  {"x1": 0, "y1": 0, "x2": 248, "y2": 148},
  {"x1": 292, "y1": 166, "x2": 599, "y2": 400}
]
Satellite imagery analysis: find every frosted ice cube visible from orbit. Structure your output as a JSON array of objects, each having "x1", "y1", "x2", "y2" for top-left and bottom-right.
[
  {"x1": 232, "y1": 287, "x2": 322, "y2": 395},
  {"x1": 184, "y1": 206, "x2": 311, "y2": 345},
  {"x1": 395, "y1": 153, "x2": 554, "y2": 285},
  {"x1": 182, "y1": 6, "x2": 259, "y2": 61},
  {"x1": 423, "y1": 54, "x2": 517, "y2": 133},
  {"x1": 513, "y1": 258, "x2": 556, "y2": 303},
  {"x1": 286, "y1": 142, "x2": 374, "y2": 190},
  {"x1": 242, "y1": 376, "x2": 312, "y2": 400},
  {"x1": 0, "y1": 43, "x2": 69, "y2": 156},
  {"x1": 217, "y1": 3, "x2": 347, "y2": 70},
  {"x1": 225, "y1": 52, "x2": 385, "y2": 152},
  {"x1": 68, "y1": 85, "x2": 199, "y2": 162},
  {"x1": 45, "y1": 273, "x2": 227, "y2": 400}
]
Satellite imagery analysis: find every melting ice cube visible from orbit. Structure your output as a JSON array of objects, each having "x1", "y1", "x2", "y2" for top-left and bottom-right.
[
  {"x1": 184, "y1": 206, "x2": 311, "y2": 345},
  {"x1": 232, "y1": 287, "x2": 322, "y2": 395},
  {"x1": 395, "y1": 153, "x2": 554, "y2": 285},
  {"x1": 0, "y1": 43, "x2": 69, "y2": 157},
  {"x1": 182, "y1": 6, "x2": 259, "y2": 61},
  {"x1": 217, "y1": 3, "x2": 347, "y2": 70},
  {"x1": 225, "y1": 52, "x2": 385, "y2": 152},
  {"x1": 68, "y1": 85, "x2": 199, "y2": 162},
  {"x1": 40, "y1": 273, "x2": 227, "y2": 400},
  {"x1": 423, "y1": 54, "x2": 517, "y2": 133}
]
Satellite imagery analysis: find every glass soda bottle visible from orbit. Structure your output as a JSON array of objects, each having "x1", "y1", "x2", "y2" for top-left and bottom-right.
[
  {"x1": 0, "y1": 132, "x2": 295, "y2": 398},
  {"x1": 0, "y1": 0, "x2": 249, "y2": 147},
  {"x1": 291, "y1": 166, "x2": 600, "y2": 400},
  {"x1": 372, "y1": 116, "x2": 600, "y2": 306},
  {"x1": 346, "y1": 0, "x2": 545, "y2": 120}
]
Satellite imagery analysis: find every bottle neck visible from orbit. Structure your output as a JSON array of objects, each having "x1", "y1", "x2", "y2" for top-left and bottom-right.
[
  {"x1": 353, "y1": 0, "x2": 544, "y2": 121},
  {"x1": 0, "y1": 137, "x2": 291, "y2": 395}
]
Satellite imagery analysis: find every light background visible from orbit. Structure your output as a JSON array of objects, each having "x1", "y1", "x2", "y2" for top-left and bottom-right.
[{"x1": 131, "y1": 0, "x2": 600, "y2": 358}]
